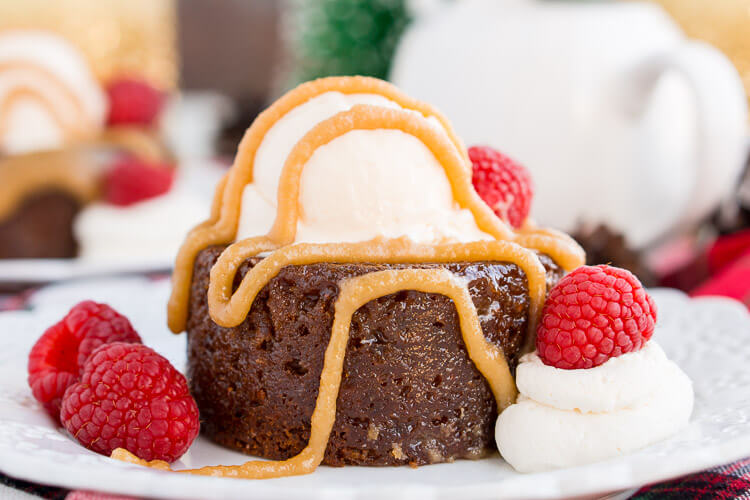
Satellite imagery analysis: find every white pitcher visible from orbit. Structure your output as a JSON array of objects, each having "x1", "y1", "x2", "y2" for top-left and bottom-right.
[{"x1": 391, "y1": 0, "x2": 748, "y2": 248}]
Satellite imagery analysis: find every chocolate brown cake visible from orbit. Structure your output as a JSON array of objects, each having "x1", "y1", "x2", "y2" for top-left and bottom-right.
[
  {"x1": 186, "y1": 245, "x2": 562, "y2": 467},
  {"x1": 0, "y1": 191, "x2": 80, "y2": 259}
]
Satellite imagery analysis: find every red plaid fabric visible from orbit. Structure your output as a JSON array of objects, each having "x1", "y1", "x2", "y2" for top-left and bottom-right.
[{"x1": 634, "y1": 458, "x2": 750, "y2": 499}]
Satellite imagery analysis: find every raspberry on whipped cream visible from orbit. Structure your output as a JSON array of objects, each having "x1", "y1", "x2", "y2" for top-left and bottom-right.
[
  {"x1": 496, "y1": 265, "x2": 693, "y2": 472},
  {"x1": 536, "y1": 265, "x2": 657, "y2": 369}
]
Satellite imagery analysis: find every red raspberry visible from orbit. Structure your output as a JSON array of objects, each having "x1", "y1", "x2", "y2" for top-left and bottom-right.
[
  {"x1": 103, "y1": 158, "x2": 175, "y2": 206},
  {"x1": 536, "y1": 265, "x2": 657, "y2": 369},
  {"x1": 106, "y1": 78, "x2": 165, "y2": 126},
  {"x1": 469, "y1": 145, "x2": 533, "y2": 228},
  {"x1": 28, "y1": 301, "x2": 141, "y2": 420},
  {"x1": 60, "y1": 343, "x2": 199, "y2": 463}
]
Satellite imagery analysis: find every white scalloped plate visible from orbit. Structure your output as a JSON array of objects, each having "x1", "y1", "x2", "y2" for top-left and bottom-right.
[{"x1": 0, "y1": 278, "x2": 749, "y2": 500}]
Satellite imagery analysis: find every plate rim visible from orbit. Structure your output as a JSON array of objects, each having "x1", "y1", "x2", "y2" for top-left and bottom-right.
[
  {"x1": 1, "y1": 436, "x2": 749, "y2": 500},
  {"x1": 0, "y1": 258, "x2": 174, "y2": 284}
]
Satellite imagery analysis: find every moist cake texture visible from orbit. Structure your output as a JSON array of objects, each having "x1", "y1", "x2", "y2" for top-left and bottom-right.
[{"x1": 187, "y1": 245, "x2": 562, "y2": 466}]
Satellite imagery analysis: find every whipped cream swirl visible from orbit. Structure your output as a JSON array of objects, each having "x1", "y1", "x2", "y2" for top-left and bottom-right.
[{"x1": 496, "y1": 341, "x2": 693, "y2": 472}]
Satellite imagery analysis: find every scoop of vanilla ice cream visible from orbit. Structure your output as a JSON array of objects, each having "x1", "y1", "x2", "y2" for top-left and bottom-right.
[
  {"x1": 0, "y1": 31, "x2": 106, "y2": 154},
  {"x1": 235, "y1": 91, "x2": 490, "y2": 244},
  {"x1": 496, "y1": 342, "x2": 693, "y2": 473},
  {"x1": 295, "y1": 129, "x2": 489, "y2": 243}
]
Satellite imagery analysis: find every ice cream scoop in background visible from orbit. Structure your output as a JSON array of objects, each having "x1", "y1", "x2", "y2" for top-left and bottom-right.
[{"x1": 0, "y1": 30, "x2": 106, "y2": 155}]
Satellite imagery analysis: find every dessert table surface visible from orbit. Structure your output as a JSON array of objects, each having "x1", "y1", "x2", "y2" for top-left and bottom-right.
[{"x1": 1, "y1": 278, "x2": 749, "y2": 500}]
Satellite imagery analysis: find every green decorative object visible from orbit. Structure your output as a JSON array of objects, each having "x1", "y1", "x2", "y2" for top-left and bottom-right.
[{"x1": 288, "y1": 0, "x2": 412, "y2": 85}]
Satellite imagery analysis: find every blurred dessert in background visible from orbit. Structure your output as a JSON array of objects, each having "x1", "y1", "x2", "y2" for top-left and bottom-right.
[
  {"x1": 0, "y1": 30, "x2": 107, "y2": 259},
  {"x1": 0, "y1": 0, "x2": 217, "y2": 263},
  {"x1": 0, "y1": 29, "x2": 173, "y2": 260}
]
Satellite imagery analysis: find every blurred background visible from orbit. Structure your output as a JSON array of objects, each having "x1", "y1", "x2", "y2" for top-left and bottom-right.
[{"x1": 0, "y1": 0, "x2": 749, "y2": 307}]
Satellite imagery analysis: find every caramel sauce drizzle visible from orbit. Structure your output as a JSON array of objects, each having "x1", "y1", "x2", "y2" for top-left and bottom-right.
[
  {"x1": 0, "y1": 87, "x2": 70, "y2": 144},
  {"x1": 207, "y1": 238, "x2": 546, "y2": 335},
  {"x1": 117, "y1": 77, "x2": 585, "y2": 478},
  {"x1": 115, "y1": 268, "x2": 516, "y2": 478}
]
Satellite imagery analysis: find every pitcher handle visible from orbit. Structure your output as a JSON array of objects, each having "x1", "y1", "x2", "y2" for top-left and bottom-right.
[{"x1": 620, "y1": 41, "x2": 748, "y2": 229}]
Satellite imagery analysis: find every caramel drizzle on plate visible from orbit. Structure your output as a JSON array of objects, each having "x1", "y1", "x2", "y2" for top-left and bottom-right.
[{"x1": 117, "y1": 76, "x2": 585, "y2": 479}]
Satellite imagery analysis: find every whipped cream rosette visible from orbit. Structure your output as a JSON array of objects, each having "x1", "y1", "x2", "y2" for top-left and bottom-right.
[{"x1": 497, "y1": 343, "x2": 693, "y2": 472}]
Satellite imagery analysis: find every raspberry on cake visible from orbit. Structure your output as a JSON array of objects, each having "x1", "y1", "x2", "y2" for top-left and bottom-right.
[
  {"x1": 469, "y1": 145, "x2": 534, "y2": 229},
  {"x1": 112, "y1": 76, "x2": 586, "y2": 478},
  {"x1": 28, "y1": 301, "x2": 141, "y2": 420}
]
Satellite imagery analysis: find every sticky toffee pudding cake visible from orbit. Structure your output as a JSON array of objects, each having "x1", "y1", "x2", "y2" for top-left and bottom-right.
[
  {"x1": 113, "y1": 76, "x2": 586, "y2": 477},
  {"x1": 187, "y1": 246, "x2": 564, "y2": 466}
]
